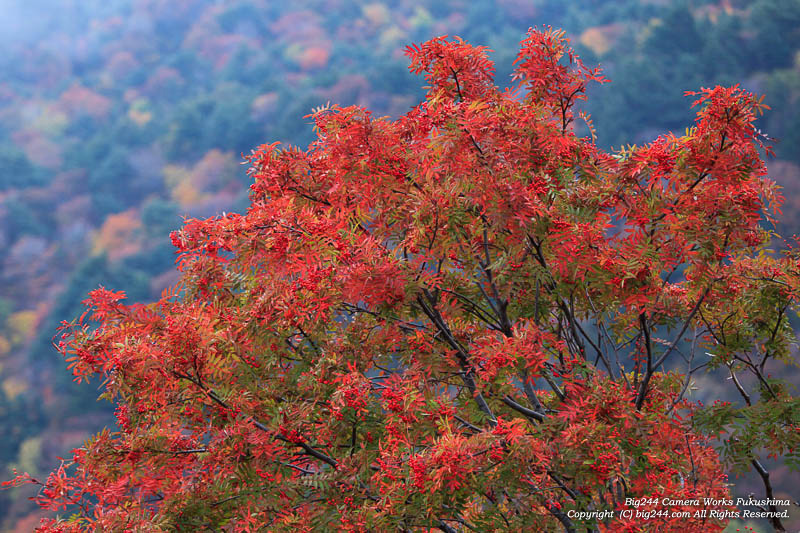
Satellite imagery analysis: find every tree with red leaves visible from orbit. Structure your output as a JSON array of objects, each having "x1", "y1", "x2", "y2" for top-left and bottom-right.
[{"x1": 7, "y1": 28, "x2": 798, "y2": 532}]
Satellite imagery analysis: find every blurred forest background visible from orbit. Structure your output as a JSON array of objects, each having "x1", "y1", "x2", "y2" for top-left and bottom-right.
[{"x1": 0, "y1": 0, "x2": 798, "y2": 530}]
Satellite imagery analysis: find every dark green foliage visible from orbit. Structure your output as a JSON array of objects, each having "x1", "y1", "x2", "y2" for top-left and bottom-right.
[
  {"x1": 3, "y1": 199, "x2": 48, "y2": 241},
  {"x1": 0, "y1": 145, "x2": 47, "y2": 191},
  {"x1": 88, "y1": 149, "x2": 135, "y2": 219},
  {"x1": 30, "y1": 252, "x2": 156, "y2": 413},
  {"x1": 750, "y1": 0, "x2": 800, "y2": 70},
  {"x1": 0, "y1": 388, "x2": 44, "y2": 517},
  {"x1": 141, "y1": 198, "x2": 181, "y2": 239},
  {"x1": 644, "y1": 4, "x2": 702, "y2": 57},
  {"x1": 0, "y1": 298, "x2": 11, "y2": 325},
  {"x1": 163, "y1": 87, "x2": 262, "y2": 160}
]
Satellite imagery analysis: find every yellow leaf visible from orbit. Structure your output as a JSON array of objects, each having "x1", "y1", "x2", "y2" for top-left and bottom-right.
[{"x1": 8, "y1": 311, "x2": 36, "y2": 344}]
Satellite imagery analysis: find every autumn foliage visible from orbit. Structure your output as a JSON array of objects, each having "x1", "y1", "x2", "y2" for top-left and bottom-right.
[{"x1": 7, "y1": 29, "x2": 799, "y2": 532}]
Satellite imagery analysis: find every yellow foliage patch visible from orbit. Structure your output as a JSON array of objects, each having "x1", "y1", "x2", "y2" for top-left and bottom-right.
[
  {"x1": 32, "y1": 105, "x2": 69, "y2": 137},
  {"x1": 128, "y1": 98, "x2": 153, "y2": 126},
  {"x1": 128, "y1": 108, "x2": 152, "y2": 126},
  {"x1": 15, "y1": 436, "x2": 42, "y2": 473},
  {"x1": 379, "y1": 26, "x2": 407, "y2": 49},
  {"x1": 92, "y1": 209, "x2": 142, "y2": 261},
  {"x1": 362, "y1": 3, "x2": 390, "y2": 27},
  {"x1": 2, "y1": 377, "x2": 26, "y2": 400},
  {"x1": 579, "y1": 24, "x2": 623, "y2": 57},
  {"x1": 7, "y1": 311, "x2": 36, "y2": 344},
  {"x1": 163, "y1": 150, "x2": 239, "y2": 208},
  {"x1": 409, "y1": 6, "x2": 433, "y2": 29}
]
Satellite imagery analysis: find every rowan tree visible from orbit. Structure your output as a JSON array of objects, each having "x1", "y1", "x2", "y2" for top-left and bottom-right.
[{"x1": 7, "y1": 29, "x2": 799, "y2": 532}]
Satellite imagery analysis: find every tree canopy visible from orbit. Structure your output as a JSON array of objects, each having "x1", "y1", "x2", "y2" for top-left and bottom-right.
[{"x1": 6, "y1": 29, "x2": 798, "y2": 532}]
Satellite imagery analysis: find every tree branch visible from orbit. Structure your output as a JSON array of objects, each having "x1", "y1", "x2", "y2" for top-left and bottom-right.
[{"x1": 416, "y1": 291, "x2": 497, "y2": 426}]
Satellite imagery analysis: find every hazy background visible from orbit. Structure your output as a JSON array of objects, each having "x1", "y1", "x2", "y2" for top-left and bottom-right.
[{"x1": 0, "y1": 0, "x2": 798, "y2": 530}]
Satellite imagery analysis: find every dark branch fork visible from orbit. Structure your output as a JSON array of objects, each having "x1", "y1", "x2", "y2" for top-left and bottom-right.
[{"x1": 171, "y1": 370, "x2": 339, "y2": 469}]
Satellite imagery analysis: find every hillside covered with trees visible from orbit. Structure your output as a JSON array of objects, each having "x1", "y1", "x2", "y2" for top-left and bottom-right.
[{"x1": 0, "y1": 0, "x2": 798, "y2": 530}]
